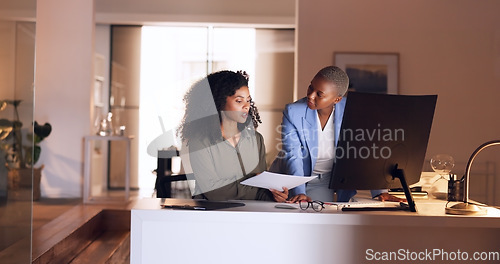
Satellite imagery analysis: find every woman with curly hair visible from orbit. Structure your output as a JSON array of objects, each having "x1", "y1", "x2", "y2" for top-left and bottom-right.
[{"x1": 178, "y1": 70, "x2": 286, "y2": 201}]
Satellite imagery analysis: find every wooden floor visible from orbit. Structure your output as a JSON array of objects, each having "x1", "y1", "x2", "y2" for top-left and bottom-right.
[
  {"x1": 0, "y1": 184, "x2": 192, "y2": 263},
  {"x1": 0, "y1": 188, "x2": 148, "y2": 263},
  {"x1": 33, "y1": 197, "x2": 82, "y2": 231},
  {"x1": 1, "y1": 189, "x2": 80, "y2": 252}
]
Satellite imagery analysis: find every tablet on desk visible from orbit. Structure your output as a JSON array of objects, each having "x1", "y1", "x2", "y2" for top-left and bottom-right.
[{"x1": 161, "y1": 199, "x2": 246, "y2": 210}]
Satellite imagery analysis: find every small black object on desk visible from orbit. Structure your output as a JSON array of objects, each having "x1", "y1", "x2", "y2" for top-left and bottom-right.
[{"x1": 161, "y1": 199, "x2": 245, "y2": 210}]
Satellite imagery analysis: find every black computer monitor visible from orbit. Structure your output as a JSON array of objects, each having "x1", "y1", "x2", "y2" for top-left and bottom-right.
[{"x1": 329, "y1": 92, "x2": 437, "y2": 211}]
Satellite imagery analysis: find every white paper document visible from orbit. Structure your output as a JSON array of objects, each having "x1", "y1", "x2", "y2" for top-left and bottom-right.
[{"x1": 241, "y1": 171, "x2": 317, "y2": 190}]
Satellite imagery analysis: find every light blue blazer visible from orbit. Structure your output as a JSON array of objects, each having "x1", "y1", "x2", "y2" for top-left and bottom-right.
[{"x1": 269, "y1": 97, "x2": 383, "y2": 201}]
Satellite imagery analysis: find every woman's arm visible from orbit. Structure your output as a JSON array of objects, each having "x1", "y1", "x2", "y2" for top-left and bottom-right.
[
  {"x1": 188, "y1": 142, "x2": 236, "y2": 200},
  {"x1": 280, "y1": 106, "x2": 309, "y2": 196},
  {"x1": 189, "y1": 133, "x2": 274, "y2": 201},
  {"x1": 280, "y1": 106, "x2": 305, "y2": 176}
]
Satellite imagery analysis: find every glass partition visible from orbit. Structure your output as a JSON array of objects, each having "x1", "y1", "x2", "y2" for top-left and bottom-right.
[{"x1": 0, "y1": 8, "x2": 36, "y2": 263}]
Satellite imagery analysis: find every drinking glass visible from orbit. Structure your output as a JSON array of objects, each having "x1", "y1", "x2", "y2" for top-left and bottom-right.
[{"x1": 429, "y1": 154, "x2": 455, "y2": 199}]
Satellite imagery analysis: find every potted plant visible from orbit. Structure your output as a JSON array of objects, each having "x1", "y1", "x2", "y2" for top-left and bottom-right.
[{"x1": 0, "y1": 99, "x2": 51, "y2": 200}]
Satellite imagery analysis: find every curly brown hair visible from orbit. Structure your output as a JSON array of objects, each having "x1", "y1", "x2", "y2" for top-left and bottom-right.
[{"x1": 177, "y1": 70, "x2": 262, "y2": 144}]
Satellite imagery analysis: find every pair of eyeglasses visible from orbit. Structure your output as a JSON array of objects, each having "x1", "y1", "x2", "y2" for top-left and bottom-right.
[{"x1": 299, "y1": 200, "x2": 335, "y2": 212}]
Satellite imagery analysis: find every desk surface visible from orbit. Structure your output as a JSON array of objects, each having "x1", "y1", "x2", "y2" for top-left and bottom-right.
[
  {"x1": 132, "y1": 197, "x2": 500, "y2": 228},
  {"x1": 131, "y1": 198, "x2": 500, "y2": 264}
]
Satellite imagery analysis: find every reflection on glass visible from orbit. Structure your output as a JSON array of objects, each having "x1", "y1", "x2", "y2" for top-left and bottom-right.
[
  {"x1": 0, "y1": 19, "x2": 35, "y2": 263},
  {"x1": 138, "y1": 26, "x2": 257, "y2": 193},
  {"x1": 139, "y1": 26, "x2": 209, "y2": 192}
]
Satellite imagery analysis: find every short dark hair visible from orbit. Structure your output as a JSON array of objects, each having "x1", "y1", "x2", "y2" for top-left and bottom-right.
[{"x1": 315, "y1": 66, "x2": 349, "y2": 96}]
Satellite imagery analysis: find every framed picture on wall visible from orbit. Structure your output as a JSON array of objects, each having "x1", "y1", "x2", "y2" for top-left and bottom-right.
[{"x1": 334, "y1": 52, "x2": 399, "y2": 94}]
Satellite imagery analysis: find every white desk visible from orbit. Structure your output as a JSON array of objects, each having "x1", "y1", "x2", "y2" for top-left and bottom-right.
[
  {"x1": 131, "y1": 198, "x2": 500, "y2": 264},
  {"x1": 83, "y1": 135, "x2": 133, "y2": 203}
]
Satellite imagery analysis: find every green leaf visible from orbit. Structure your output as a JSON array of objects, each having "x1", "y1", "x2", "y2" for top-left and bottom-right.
[{"x1": 33, "y1": 145, "x2": 41, "y2": 164}]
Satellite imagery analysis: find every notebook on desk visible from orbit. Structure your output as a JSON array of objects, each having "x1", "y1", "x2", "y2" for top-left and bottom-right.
[
  {"x1": 389, "y1": 186, "x2": 428, "y2": 199},
  {"x1": 323, "y1": 197, "x2": 406, "y2": 211},
  {"x1": 161, "y1": 199, "x2": 246, "y2": 210},
  {"x1": 337, "y1": 198, "x2": 411, "y2": 212},
  {"x1": 336, "y1": 197, "x2": 386, "y2": 207}
]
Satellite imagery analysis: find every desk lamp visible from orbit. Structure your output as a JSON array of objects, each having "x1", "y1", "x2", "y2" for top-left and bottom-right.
[{"x1": 445, "y1": 140, "x2": 500, "y2": 215}]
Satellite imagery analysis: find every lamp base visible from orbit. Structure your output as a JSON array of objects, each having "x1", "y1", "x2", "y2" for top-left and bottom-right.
[{"x1": 445, "y1": 202, "x2": 487, "y2": 215}]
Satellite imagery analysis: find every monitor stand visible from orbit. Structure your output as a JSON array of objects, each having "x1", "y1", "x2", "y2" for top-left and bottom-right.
[
  {"x1": 342, "y1": 164, "x2": 417, "y2": 212},
  {"x1": 390, "y1": 164, "x2": 417, "y2": 212}
]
